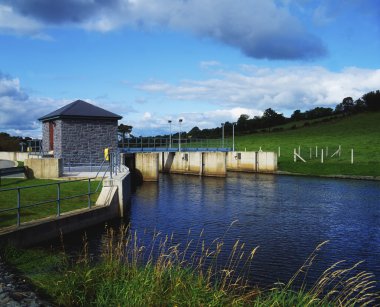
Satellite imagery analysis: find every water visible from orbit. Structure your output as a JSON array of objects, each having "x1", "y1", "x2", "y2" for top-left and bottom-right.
[
  {"x1": 57, "y1": 172, "x2": 380, "y2": 290},
  {"x1": 127, "y1": 173, "x2": 380, "y2": 288}
]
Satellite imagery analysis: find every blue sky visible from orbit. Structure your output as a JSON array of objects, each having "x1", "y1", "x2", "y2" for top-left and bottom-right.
[{"x1": 0, "y1": 0, "x2": 379, "y2": 138}]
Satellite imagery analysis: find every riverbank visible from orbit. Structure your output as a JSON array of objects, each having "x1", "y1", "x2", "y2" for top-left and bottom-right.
[
  {"x1": 0, "y1": 256, "x2": 52, "y2": 306},
  {"x1": 234, "y1": 112, "x2": 380, "y2": 177},
  {"x1": 276, "y1": 170, "x2": 380, "y2": 181},
  {"x1": 2, "y1": 226, "x2": 379, "y2": 306}
]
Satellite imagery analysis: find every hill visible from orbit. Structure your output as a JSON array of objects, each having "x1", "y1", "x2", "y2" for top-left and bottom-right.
[{"x1": 232, "y1": 112, "x2": 380, "y2": 177}]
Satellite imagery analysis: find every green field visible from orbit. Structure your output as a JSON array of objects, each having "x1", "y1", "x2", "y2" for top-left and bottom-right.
[
  {"x1": 231, "y1": 112, "x2": 380, "y2": 177},
  {"x1": 0, "y1": 178, "x2": 101, "y2": 228}
]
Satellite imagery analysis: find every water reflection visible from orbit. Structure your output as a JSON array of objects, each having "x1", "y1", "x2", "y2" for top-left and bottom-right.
[{"x1": 129, "y1": 173, "x2": 380, "y2": 289}]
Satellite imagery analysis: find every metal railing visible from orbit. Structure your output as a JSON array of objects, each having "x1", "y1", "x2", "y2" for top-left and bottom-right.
[
  {"x1": 0, "y1": 150, "x2": 125, "y2": 228},
  {"x1": 0, "y1": 177, "x2": 101, "y2": 227},
  {"x1": 120, "y1": 137, "x2": 231, "y2": 152}
]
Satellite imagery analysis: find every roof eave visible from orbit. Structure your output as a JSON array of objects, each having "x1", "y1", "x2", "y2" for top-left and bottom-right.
[{"x1": 39, "y1": 115, "x2": 122, "y2": 122}]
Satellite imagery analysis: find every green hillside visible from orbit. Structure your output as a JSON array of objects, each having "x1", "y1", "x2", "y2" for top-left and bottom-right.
[{"x1": 232, "y1": 112, "x2": 380, "y2": 177}]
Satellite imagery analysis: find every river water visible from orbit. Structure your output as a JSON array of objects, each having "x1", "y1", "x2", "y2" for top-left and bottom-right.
[
  {"x1": 127, "y1": 173, "x2": 380, "y2": 289},
  {"x1": 60, "y1": 173, "x2": 380, "y2": 290}
]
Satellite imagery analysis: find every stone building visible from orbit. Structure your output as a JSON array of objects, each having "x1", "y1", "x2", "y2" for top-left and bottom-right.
[{"x1": 38, "y1": 100, "x2": 122, "y2": 165}]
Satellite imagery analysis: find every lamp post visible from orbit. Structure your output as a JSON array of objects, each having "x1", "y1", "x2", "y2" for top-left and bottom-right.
[
  {"x1": 179, "y1": 119, "x2": 183, "y2": 152},
  {"x1": 221, "y1": 123, "x2": 225, "y2": 148},
  {"x1": 168, "y1": 120, "x2": 172, "y2": 148},
  {"x1": 232, "y1": 122, "x2": 236, "y2": 152}
]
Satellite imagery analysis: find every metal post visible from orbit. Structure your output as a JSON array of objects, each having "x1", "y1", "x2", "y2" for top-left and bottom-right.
[
  {"x1": 221, "y1": 123, "x2": 225, "y2": 148},
  {"x1": 88, "y1": 178, "x2": 91, "y2": 209},
  {"x1": 168, "y1": 120, "x2": 172, "y2": 148},
  {"x1": 351, "y1": 149, "x2": 354, "y2": 164},
  {"x1": 57, "y1": 183, "x2": 61, "y2": 216},
  {"x1": 232, "y1": 122, "x2": 236, "y2": 152},
  {"x1": 110, "y1": 152, "x2": 113, "y2": 179},
  {"x1": 17, "y1": 188, "x2": 21, "y2": 227},
  {"x1": 179, "y1": 119, "x2": 183, "y2": 152}
]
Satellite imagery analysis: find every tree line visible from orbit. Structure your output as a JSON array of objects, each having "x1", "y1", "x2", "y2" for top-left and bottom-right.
[
  {"x1": 0, "y1": 133, "x2": 32, "y2": 151},
  {"x1": 184, "y1": 89, "x2": 380, "y2": 139}
]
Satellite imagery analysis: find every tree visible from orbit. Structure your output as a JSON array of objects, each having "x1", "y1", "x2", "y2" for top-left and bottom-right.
[
  {"x1": 290, "y1": 110, "x2": 305, "y2": 121},
  {"x1": 262, "y1": 108, "x2": 286, "y2": 127},
  {"x1": 118, "y1": 124, "x2": 133, "y2": 148},
  {"x1": 362, "y1": 90, "x2": 380, "y2": 111},
  {"x1": 335, "y1": 97, "x2": 355, "y2": 114},
  {"x1": 237, "y1": 114, "x2": 250, "y2": 133}
]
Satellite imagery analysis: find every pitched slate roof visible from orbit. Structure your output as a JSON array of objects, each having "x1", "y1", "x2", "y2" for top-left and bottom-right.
[{"x1": 38, "y1": 100, "x2": 122, "y2": 121}]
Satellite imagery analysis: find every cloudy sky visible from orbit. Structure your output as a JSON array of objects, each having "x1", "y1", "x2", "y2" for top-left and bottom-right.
[{"x1": 0, "y1": 0, "x2": 379, "y2": 137}]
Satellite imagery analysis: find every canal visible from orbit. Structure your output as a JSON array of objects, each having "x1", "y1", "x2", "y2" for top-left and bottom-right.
[
  {"x1": 61, "y1": 173, "x2": 380, "y2": 290},
  {"x1": 129, "y1": 173, "x2": 380, "y2": 288}
]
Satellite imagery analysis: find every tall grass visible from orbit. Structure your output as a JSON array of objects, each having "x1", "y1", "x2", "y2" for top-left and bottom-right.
[{"x1": 3, "y1": 225, "x2": 379, "y2": 306}]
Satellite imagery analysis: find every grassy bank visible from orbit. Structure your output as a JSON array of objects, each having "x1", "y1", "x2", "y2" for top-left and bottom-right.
[
  {"x1": 0, "y1": 178, "x2": 101, "y2": 228},
  {"x1": 232, "y1": 112, "x2": 380, "y2": 177},
  {"x1": 3, "y1": 226, "x2": 379, "y2": 306}
]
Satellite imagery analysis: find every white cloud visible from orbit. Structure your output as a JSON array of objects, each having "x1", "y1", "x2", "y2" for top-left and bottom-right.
[
  {"x1": 128, "y1": 107, "x2": 262, "y2": 136},
  {"x1": 0, "y1": 4, "x2": 41, "y2": 34},
  {"x1": 136, "y1": 65, "x2": 380, "y2": 113}
]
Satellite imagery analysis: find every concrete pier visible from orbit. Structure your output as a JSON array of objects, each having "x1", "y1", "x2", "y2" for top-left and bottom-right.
[
  {"x1": 159, "y1": 152, "x2": 226, "y2": 177},
  {"x1": 202, "y1": 152, "x2": 226, "y2": 177},
  {"x1": 135, "y1": 153, "x2": 159, "y2": 181},
  {"x1": 159, "y1": 152, "x2": 202, "y2": 175},
  {"x1": 227, "y1": 151, "x2": 277, "y2": 173}
]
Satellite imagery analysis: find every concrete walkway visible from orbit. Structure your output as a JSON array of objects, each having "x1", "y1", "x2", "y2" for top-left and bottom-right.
[
  {"x1": 61, "y1": 171, "x2": 110, "y2": 179},
  {"x1": 0, "y1": 159, "x2": 24, "y2": 179},
  {"x1": 0, "y1": 159, "x2": 16, "y2": 168}
]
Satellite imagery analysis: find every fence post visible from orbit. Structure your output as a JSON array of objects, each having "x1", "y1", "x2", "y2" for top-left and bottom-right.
[
  {"x1": 294, "y1": 148, "x2": 296, "y2": 162},
  {"x1": 315, "y1": 146, "x2": 318, "y2": 158},
  {"x1": 88, "y1": 178, "x2": 91, "y2": 209},
  {"x1": 17, "y1": 188, "x2": 21, "y2": 227},
  {"x1": 321, "y1": 149, "x2": 324, "y2": 163},
  {"x1": 351, "y1": 149, "x2": 354, "y2": 164},
  {"x1": 309, "y1": 147, "x2": 312, "y2": 159},
  {"x1": 278, "y1": 146, "x2": 280, "y2": 157},
  {"x1": 57, "y1": 183, "x2": 61, "y2": 216}
]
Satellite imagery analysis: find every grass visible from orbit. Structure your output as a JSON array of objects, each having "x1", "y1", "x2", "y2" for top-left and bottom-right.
[
  {"x1": 231, "y1": 112, "x2": 380, "y2": 177},
  {"x1": 2, "y1": 226, "x2": 379, "y2": 306},
  {"x1": 0, "y1": 178, "x2": 102, "y2": 228}
]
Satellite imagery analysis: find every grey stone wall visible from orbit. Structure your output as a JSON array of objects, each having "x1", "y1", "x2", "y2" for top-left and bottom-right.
[
  {"x1": 57, "y1": 119, "x2": 118, "y2": 165},
  {"x1": 41, "y1": 122, "x2": 49, "y2": 153}
]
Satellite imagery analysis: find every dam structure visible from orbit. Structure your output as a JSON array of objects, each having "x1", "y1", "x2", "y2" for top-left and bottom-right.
[{"x1": 120, "y1": 139, "x2": 277, "y2": 181}]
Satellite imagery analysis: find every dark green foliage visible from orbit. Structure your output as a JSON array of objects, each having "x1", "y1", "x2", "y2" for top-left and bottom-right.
[
  {"x1": 0, "y1": 133, "x2": 31, "y2": 151},
  {"x1": 362, "y1": 90, "x2": 380, "y2": 111}
]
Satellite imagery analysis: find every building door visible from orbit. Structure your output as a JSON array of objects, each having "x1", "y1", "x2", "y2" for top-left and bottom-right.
[{"x1": 49, "y1": 122, "x2": 54, "y2": 151}]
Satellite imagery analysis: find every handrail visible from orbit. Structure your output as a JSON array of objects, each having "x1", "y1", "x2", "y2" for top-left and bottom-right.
[
  {"x1": 0, "y1": 149, "x2": 127, "y2": 228},
  {"x1": 0, "y1": 177, "x2": 99, "y2": 227}
]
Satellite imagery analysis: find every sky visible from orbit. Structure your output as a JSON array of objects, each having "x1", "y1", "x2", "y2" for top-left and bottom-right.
[{"x1": 0, "y1": 0, "x2": 379, "y2": 138}]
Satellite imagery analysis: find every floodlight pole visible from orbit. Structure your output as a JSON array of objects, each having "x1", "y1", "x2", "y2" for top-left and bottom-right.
[
  {"x1": 179, "y1": 119, "x2": 183, "y2": 152},
  {"x1": 232, "y1": 122, "x2": 236, "y2": 152},
  {"x1": 168, "y1": 120, "x2": 172, "y2": 148}
]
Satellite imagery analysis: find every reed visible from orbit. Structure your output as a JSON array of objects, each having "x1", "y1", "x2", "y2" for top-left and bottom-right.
[{"x1": 3, "y1": 226, "x2": 379, "y2": 306}]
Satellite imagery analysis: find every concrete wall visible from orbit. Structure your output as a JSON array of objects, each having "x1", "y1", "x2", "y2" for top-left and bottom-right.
[
  {"x1": 202, "y1": 152, "x2": 226, "y2": 177},
  {"x1": 24, "y1": 158, "x2": 63, "y2": 178},
  {"x1": 0, "y1": 152, "x2": 30, "y2": 162},
  {"x1": 159, "y1": 151, "x2": 226, "y2": 177},
  {"x1": 227, "y1": 151, "x2": 277, "y2": 173},
  {"x1": 226, "y1": 151, "x2": 257, "y2": 172},
  {"x1": 42, "y1": 118, "x2": 118, "y2": 165},
  {"x1": 257, "y1": 151, "x2": 278, "y2": 172},
  {"x1": 160, "y1": 152, "x2": 202, "y2": 175},
  {"x1": 135, "y1": 153, "x2": 159, "y2": 181},
  {"x1": 0, "y1": 170, "x2": 131, "y2": 248}
]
